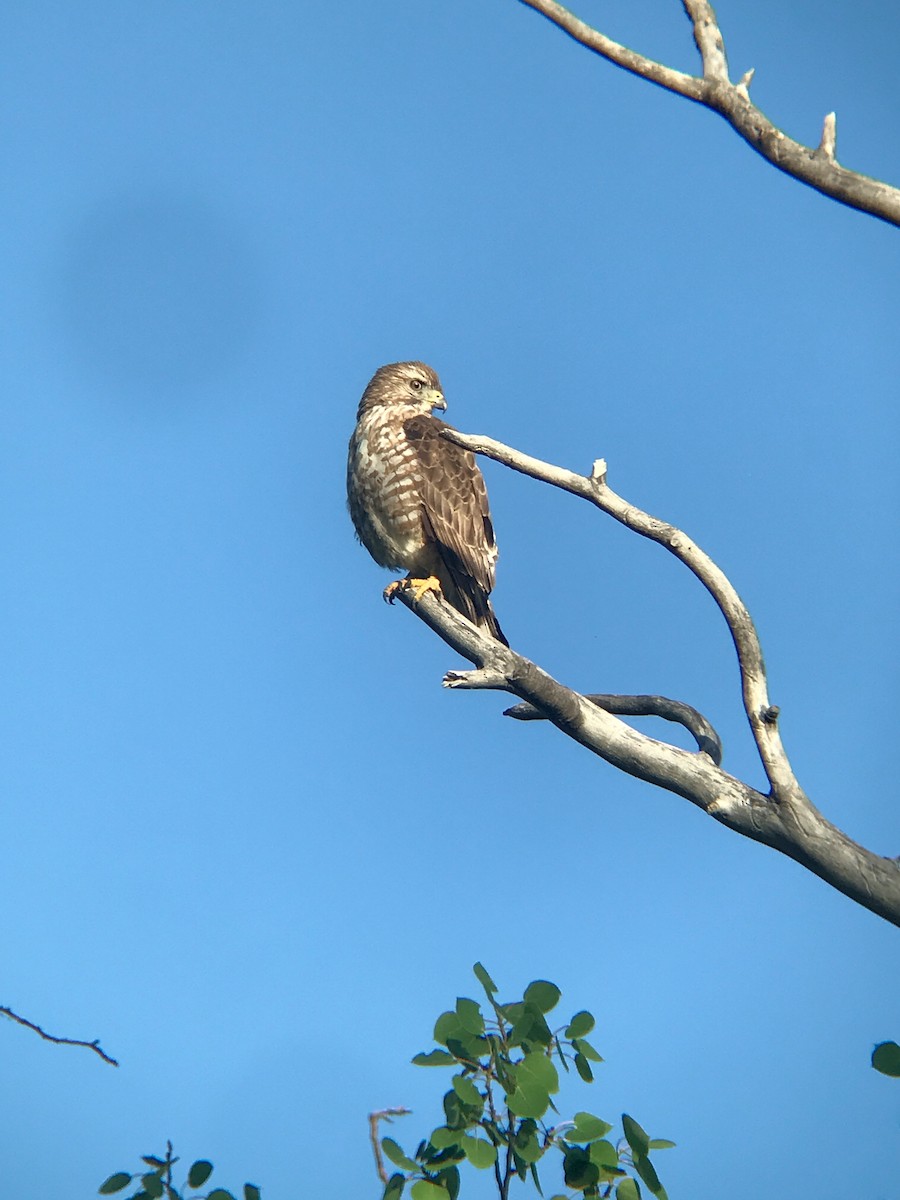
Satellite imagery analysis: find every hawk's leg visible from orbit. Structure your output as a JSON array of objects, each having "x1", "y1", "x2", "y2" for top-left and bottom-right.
[{"x1": 383, "y1": 576, "x2": 443, "y2": 605}]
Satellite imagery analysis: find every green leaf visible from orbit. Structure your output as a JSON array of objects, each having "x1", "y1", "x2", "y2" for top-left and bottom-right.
[
  {"x1": 564, "y1": 1112, "x2": 614, "y2": 1144},
  {"x1": 872, "y1": 1041, "x2": 900, "y2": 1077},
  {"x1": 243, "y1": 1187, "x2": 261, "y2": 1200},
  {"x1": 472, "y1": 963, "x2": 497, "y2": 995},
  {"x1": 413, "y1": 1050, "x2": 456, "y2": 1067},
  {"x1": 507, "y1": 1050, "x2": 559, "y2": 1118},
  {"x1": 633, "y1": 1153, "x2": 661, "y2": 1195},
  {"x1": 409, "y1": 1182, "x2": 448, "y2": 1200},
  {"x1": 382, "y1": 1138, "x2": 419, "y2": 1172},
  {"x1": 554, "y1": 1037, "x2": 570, "y2": 1073},
  {"x1": 616, "y1": 1179, "x2": 641, "y2": 1200},
  {"x1": 589, "y1": 1140, "x2": 620, "y2": 1170},
  {"x1": 648, "y1": 1140, "x2": 676, "y2": 1151},
  {"x1": 513, "y1": 1124, "x2": 543, "y2": 1164},
  {"x1": 442, "y1": 1090, "x2": 464, "y2": 1128},
  {"x1": 509, "y1": 1005, "x2": 554, "y2": 1049},
  {"x1": 99, "y1": 1175, "x2": 133, "y2": 1195},
  {"x1": 451, "y1": 1074, "x2": 482, "y2": 1107},
  {"x1": 507, "y1": 1082, "x2": 550, "y2": 1119},
  {"x1": 142, "y1": 1176, "x2": 164, "y2": 1199},
  {"x1": 455, "y1": 998, "x2": 484, "y2": 1035},
  {"x1": 442, "y1": 1165, "x2": 460, "y2": 1200},
  {"x1": 529, "y1": 1162, "x2": 543, "y2": 1196},
  {"x1": 142, "y1": 1158, "x2": 167, "y2": 1170},
  {"x1": 206, "y1": 1191, "x2": 236, "y2": 1200},
  {"x1": 520, "y1": 1054, "x2": 558, "y2": 1094},
  {"x1": 433, "y1": 1012, "x2": 485, "y2": 1063},
  {"x1": 565, "y1": 1011, "x2": 596, "y2": 1038},
  {"x1": 434, "y1": 1012, "x2": 465, "y2": 1048},
  {"x1": 188, "y1": 1161, "x2": 214, "y2": 1188},
  {"x1": 574, "y1": 1053, "x2": 593, "y2": 1082},
  {"x1": 429, "y1": 1127, "x2": 462, "y2": 1151},
  {"x1": 622, "y1": 1115, "x2": 650, "y2": 1159},
  {"x1": 572, "y1": 1037, "x2": 604, "y2": 1063},
  {"x1": 383, "y1": 1175, "x2": 405, "y2": 1200},
  {"x1": 524, "y1": 981, "x2": 562, "y2": 1014},
  {"x1": 563, "y1": 1146, "x2": 600, "y2": 1191},
  {"x1": 462, "y1": 1136, "x2": 497, "y2": 1168}
]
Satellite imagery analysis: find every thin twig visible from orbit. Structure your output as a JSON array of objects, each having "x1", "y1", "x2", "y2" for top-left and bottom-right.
[
  {"x1": 368, "y1": 1108, "x2": 412, "y2": 1184},
  {"x1": 1, "y1": 1005, "x2": 119, "y2": 1066}
]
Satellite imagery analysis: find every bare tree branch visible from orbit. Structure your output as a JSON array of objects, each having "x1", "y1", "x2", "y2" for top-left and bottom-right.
[
  {"x1": 368, "y1": 1108, "x2": 412, "y2": 1184},
  {"x1": 517, "y1": 0, "x2": 900, "y2": 227},
  {"x1": 505, "y1": 693, "x2": 723, "y2": 765},
  {"x1": 1, "y1": 1004, "x2": 119, "y2": 1066},
  {"x1": 386, "y1": 430, "x2": 900, "y2": 928}
]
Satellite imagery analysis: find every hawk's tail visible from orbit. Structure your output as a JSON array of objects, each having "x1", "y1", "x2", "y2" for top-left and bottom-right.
[
  {"x1": 434, "y1": 550, "x2": 508, "y2": 646},
  {"x1": 478, "y1": 598, "x2": 508, "y2": 647},
  {"x1": 450, "y1": 579, "x2": 508, "y2": 647}
]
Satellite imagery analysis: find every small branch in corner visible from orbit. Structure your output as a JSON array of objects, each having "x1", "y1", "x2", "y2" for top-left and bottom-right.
[{"x1": 1, "y1": 1004, "x2": 119, "y2": 1066}]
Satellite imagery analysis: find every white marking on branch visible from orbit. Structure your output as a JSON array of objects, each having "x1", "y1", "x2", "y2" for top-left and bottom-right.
[
  {"x1": 818, "y1": 111, "x2": 837, "y2": 162},
  {"x1": 735, "y1": 67, "x2": 755, "y2": 100}
]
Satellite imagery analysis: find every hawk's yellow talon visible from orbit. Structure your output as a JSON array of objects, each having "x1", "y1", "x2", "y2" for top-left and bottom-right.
[
  {"x1": 383, "y1": 576, "x2": 443, "y2": 605},
  {"x1": 408, "y1": 575, "x2": 442, "y2": 603}
]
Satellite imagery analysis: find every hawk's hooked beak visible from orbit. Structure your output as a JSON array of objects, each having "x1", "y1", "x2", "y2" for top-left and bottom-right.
[{"x1": 428, "y1": 389, "x2": 446, "y2": 412}]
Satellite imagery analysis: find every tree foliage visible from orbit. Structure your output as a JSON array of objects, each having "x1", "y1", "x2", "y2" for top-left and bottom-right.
[
  {"x1": 373, "y1": 964, "x2": 673, "y2": 1200},
  {"x1": 98, "y1": 1142, "x2": 260, "y2": 1200}
]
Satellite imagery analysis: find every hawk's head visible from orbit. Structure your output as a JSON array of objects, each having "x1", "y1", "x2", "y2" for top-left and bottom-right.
[{"x1": 357, "y1": 361, "x2": 446, "y2": 419}]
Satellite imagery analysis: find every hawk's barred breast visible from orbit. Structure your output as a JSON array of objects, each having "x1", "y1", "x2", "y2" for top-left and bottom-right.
[{"x1": 347, "y1": 406, "x2": 428, "y2": 571}]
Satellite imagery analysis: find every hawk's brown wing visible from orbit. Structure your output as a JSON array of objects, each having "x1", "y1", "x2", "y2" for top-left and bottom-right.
[{"x1": 403, "y1": 414, "x2": 504, "y2": 641}]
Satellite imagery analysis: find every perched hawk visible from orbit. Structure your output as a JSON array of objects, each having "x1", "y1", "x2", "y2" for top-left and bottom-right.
[{"x1": 347, "y1": 361, "x2": 507, "y2": 644}]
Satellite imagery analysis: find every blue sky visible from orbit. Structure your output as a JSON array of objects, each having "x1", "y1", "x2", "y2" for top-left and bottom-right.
[{"x1": 1, "y1": 1, "x2": 898, "y2": 1197}]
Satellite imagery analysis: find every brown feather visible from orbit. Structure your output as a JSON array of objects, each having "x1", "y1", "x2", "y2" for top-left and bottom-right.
[{"x1": 347, "y1": 361, "x2": 507, "y2": 645}]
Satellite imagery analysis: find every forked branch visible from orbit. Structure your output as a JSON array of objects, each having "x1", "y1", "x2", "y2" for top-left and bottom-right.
[
  {"x1": 517, "y1": 0, "x2": 900, "y2": 227},
  {"x1": 390, "y1": 429, "x2": 900, "y2": 928}
]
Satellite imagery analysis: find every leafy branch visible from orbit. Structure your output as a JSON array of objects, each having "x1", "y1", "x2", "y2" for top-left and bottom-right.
[
  {"x1": 373, "y1": 964, "x2": 673, "y2": 1199},
  {"x1": 98, "y1": 1142, "x2": 260, "y2": 1200}
]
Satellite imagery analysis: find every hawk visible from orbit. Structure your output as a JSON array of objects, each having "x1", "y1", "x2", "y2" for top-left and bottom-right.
[{"x1": 347, "y1": 361, "x2": 507, "y2": 645}]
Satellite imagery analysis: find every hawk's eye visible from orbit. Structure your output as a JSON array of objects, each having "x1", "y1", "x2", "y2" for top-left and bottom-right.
[{"x1": 410, "y1": 378, "x2": 424, "y2": 391}]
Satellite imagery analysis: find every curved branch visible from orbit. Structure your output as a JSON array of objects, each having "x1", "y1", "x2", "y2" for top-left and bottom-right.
[
  {"x1": 442, "y1": 429, "x2": 793, "y2": 799},
  {"x1": 517, "y1": 0, "x2": 900, "y2": 228},
  {"x1": 386, "y1": 431, "x2": 900, "y2": 928},
  {"x1": 505, "y1": 693, "x2": 723, "y2": 765}
]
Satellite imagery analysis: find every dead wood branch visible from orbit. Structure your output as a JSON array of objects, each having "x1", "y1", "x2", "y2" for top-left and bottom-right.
[
  {"x1": 1, "y1": 1004, "x2": 118, "y2": 1066},
  {"x1": 517, "y1": 0, "x2": 900, "y2": 227},
  {"x1": 388, "y1": 428, "x2": 900, "y2": 928}
]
